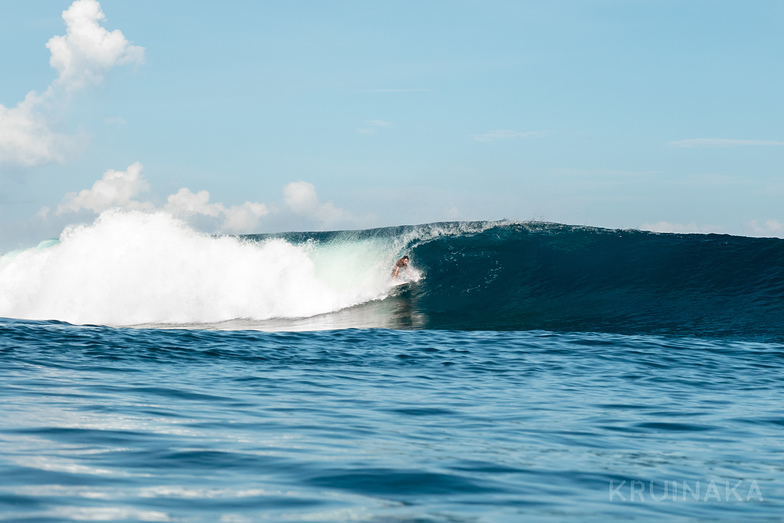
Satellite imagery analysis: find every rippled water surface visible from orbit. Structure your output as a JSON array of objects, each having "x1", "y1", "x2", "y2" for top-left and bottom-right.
[{"x1": 1, "y1": 319, "x2": 783, "y2": 521}]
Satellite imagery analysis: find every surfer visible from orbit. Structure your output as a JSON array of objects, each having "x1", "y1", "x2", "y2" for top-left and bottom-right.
[{"x1": 392, "y1": 256, "x2": 410, "y2": 278}]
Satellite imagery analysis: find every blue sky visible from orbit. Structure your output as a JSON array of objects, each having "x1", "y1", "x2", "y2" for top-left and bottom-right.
[{"x1": 1, "y1": 0, "x2": 783, "y2": 250}]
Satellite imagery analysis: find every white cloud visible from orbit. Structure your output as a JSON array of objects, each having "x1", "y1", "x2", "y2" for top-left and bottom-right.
[
  {"x1": 164, "y1": 188, "x2": 269, "y2": 233},
  {"x1": 50, "y1": 162, "x2": 269, "y2": 233},
  {"x1": 47, "y1": 0, "x2": 144, "y2": 92},
  {"x1": 743, "y1": 219, "x2": 784, "y2": 238},
  {"x1": 46, "y1": 165, "x2": 357, "y2": 234},
  {"x1": 668, "y1": 138, "x2": 784, "y2": 148},
  {"x1": 0, "y1": 92, "x2": 77, "y2": 167},
  {"x1": 0, "y1": 0, "x2": 143, "y2": 168},
  {"x1": 221, "y1": 202, "x2": 270, "y2": 233},
  {"x1": 639, "y1": 221, "x2": 723, "y2": 234},
  {"x1": 165, "y1": 188, "x2": 222, "y2": 218},
  {"x1": 57, "y1": 162, "x2": 152, "y2": 214},
  {"x1": 472, "y1": 130, "x2": 550, "y2": 143},
  {"x1": 283, "y1": 181, "x2": 348, "y2": 226}
]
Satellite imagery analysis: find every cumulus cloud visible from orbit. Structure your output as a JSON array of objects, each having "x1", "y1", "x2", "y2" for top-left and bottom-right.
[
  {"x1": 639, "y1": 221, "x2": 723, "y2": 234},
  {"x1": 743, "y1": 219, "x2": 784, "y2": 238},
  {"x1": 49, "y1": 162, "x2": 271, "y2": 234},
  {"x1": 472, "y1": 130, "x2": 550, "y2": 143},
  {"x1": 47, "y1": 0, "x2": 144, "y2": 92},
  {"x1": 45, "y1": 163, "x2": 359, "y2": 233},
  {"x1": 164, "y1": 188, "x2": 268, "y2": 233},
  {"x1": 283, "y1": 181, "x2": 348, "y2": 226},
  {"x1": 57, "y1": 162, "x2": 153, "y2": 214},
  {"x1": 221, "y1": 202, "x2": 270, "y2": 233},
  {"x1": 669, "y1": 138, "x2": 784, "y2": 148},
  {"x1": 0, "y1": 0, "x2": 143, "y2": 168},
  {"x1": 165, "y1": 188, "x2": 222, "y2": 218}
]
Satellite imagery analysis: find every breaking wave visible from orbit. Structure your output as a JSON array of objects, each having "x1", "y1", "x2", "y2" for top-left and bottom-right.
[{"x1": 1, "y1": 212, "x2": 783, "y2": 340}]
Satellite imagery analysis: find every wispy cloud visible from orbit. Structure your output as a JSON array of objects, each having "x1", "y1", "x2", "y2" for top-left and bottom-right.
[
  {"x1": 104, "y1": 116, "x2": 126, "y2": 126},
  {"x1": 472, "y1": 130, "x2": 550, "y2": 143},
  {"x1": 668, "y1": 138, "x2": 784, "y2": 148},
  {"x1": 0, "y1": 93, "x2": 79, "y2": 167},
  {"x1": 361, "y1": 88, "x2": 431, "y2": 93},
  {"x1": 743, "y1": 219, "x2": 784, "y2": 238},
  {"x1": 639, "y1": 221, "x2": 724, "y2": 234},
  {"x1": 549, "y1": 168, "x2": 653, "y2": 177},
  {"x1": 0, "y1": 0, "x2": 143, "y2": 168},
  {"x1": 357, "y1": 120, "x2": 392, "y2": 136}
]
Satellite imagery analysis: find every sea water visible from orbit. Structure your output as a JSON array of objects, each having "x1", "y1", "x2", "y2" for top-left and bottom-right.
[{"x1": 1, "y1": 211, "x2": 782, "y2": 521}]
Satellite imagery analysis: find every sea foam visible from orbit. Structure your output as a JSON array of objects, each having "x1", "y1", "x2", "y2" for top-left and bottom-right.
[{"x1": 0, "y1": 211, "x2": 402, "y2": 326}]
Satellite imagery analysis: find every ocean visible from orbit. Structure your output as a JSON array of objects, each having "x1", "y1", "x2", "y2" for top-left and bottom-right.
[{"x1": 0, "y1": 211, "x2": 782, "y2": 521}]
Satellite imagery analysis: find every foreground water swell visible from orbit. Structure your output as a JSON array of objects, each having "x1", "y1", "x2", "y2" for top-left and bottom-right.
[{"x1": 1, "y1": 319, "x2": 782, "y2": 521}]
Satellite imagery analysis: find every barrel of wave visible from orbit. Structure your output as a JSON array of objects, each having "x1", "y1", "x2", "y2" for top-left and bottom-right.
[{"x1": 0, "y1": 210, "x2": 403, "y2": 326}]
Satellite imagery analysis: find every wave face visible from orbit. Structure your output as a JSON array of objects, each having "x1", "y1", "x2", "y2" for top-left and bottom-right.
[
  {"x1": 1, "y1": 215, "x2": 783, "y2": 340},
  {"x1": 396, "y1": 222, "x2": 784, "y2": 340}
]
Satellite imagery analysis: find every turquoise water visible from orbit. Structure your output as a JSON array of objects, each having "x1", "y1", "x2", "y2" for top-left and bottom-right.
[{"x1": 0, "y1": 219, "x2": 782, "y2": 521}]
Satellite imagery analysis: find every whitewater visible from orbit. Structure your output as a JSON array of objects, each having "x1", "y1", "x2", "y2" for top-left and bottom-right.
[
  {"x1": 1, "y1": 210, "x2": 783, "y2": 521},
  {"x1": 0, "y1": 210, "x2": 418, "y2": 326}
]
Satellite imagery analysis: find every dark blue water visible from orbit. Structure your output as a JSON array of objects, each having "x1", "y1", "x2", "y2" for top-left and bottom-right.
[
  {"x1": 1, "y1": 320, "x2": 783, "y2": 521},
  {"x1": 266, "y1": 222, "x2": 784, "y2": 340},
  {"x1": 1, "y1": 222, "x2": 783, "y2": 521}
]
